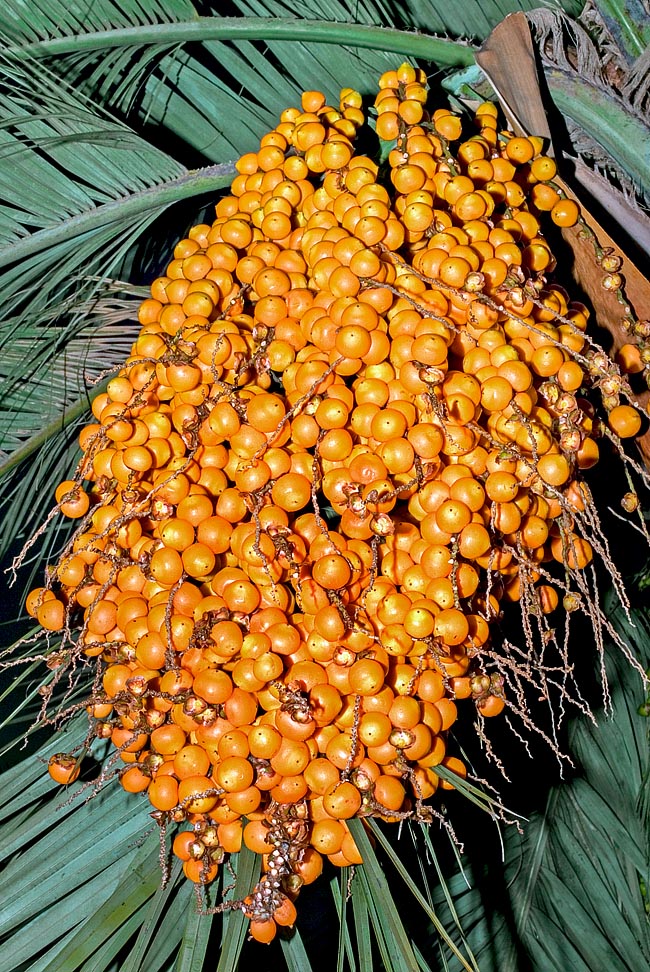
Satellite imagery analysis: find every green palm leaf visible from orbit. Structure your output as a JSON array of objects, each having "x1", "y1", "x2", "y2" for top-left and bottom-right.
[
  {"x1": 0, "y1": 53, "x2": 232, "y2": 476},
  {"x1": 429, "y1": 600, "x2": 650, "y2": 972},
  {"x1": 527, "y1": 8, "x2": 650, "y2": 200},
  {"x1": 2, "y1": 3, "x2": 475, "y2": 162},
  {"x1": 1, "y1": 1, "x2": 583, "y2": 164},
  {"x1": 0, "y1": 713, "x2": 263, "y2": 972},
  {"x1": 587, "y1": 0, "x2": 650, "y2": 63}
]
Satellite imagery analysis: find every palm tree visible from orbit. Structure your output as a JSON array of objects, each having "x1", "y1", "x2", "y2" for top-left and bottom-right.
[{"x1": 0, "y1": 2, "x2": 649, "y2": 970}]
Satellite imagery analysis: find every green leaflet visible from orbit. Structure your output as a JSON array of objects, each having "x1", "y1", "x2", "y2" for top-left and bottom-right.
[
  {"x1": 545, "y1": 69, "x2": 650, "y2": 197},
  {"x1": 0, "y1": 51, "x2": 234, "y2": 465},
  {"x1": 430, "y1": 599, "x2": 650, "y2": 972},
  {"x1": 2, "y1": 858, "x2": 130, "y2": 971},
  {"x1": 590, "y1": 0, "x2": 650, "y2": 63},
  {"x1": 280, "y1": 929, "x2": 315, "y2": 972},
  {"x1": 34, "y1": 835, "x2": 164, "y2": 972},
  {"x1": 79, "y1": 909, "x2": 153, "y2": 972},
  {"x1": 118, "y1": 859, "x2": 185, "y2": 972},
  {"x1": 173, "y1": 903, "x2": 214, "y2": 972},
  {"x1": 329, "y1": 869, "x2": 357, "y2": 972},
  {"x1": 2, "y1": 11, "x2": 474, "y2": 162},
  {"x1": 7, "y1": 18, "x2": 474, "y2": 66},
  {"x1": 135, "y1": 874, "x2": 201, "y2": 972},
  {"x1": 0, "y1": 794, "x2": 154, "y2": 937},
  {"x1": 365, "y1": 820, "x2": 478, "y2": 972},
  {"x1": 215, "y1": 844, "x2": 260, "y2": 972},
  {"x1": 350, "y1": 886, "x2": 373, "y2": 972},
  {"x1": 349, "y1": 818, "x2": 426, "y2": 972}
]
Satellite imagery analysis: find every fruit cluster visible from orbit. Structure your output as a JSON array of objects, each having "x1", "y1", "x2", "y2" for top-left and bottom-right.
[{"x1": 29, "y1": 65, "x2": 645, "y2": 942}]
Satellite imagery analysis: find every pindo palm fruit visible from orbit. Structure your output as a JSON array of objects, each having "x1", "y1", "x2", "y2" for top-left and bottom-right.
[{"x1": 23, "y1": 66, "x2": 649, "y2": 942}]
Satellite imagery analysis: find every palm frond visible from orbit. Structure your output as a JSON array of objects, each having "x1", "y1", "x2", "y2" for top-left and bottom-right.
[
  {"x1": 476, "y1": 9, "x2": 650, "y2": 271},
  {"x1": 0, "y1": 426, "x2": 82, "y2": 589},
  {"x1": 2, "y1": 5, "x2": 475, "y2": 162},
  {"x1": 527, "y1": 8, "x2": 650, "y2": 200},
  {"x1": 586, "y1": 0, "x2": 650, "y2": 64},
  {"x1": 1, "y1": 0, "x2": 585, "y2": 166},
  {"x1": 228, "y1": 0, "x2": 585, "y2": 41},
  {"x1": 428, "y1": 600, "x2": 650, "y2": 972},
  {"x1": 0, "y1": 298, "x2": 136, "y2": 457},
  {"x1": 0, "y1": 53, "x2": 233, "y2": 464},
  {"x1": 0, "y1": 710, "x2": 264, "y2": 972}
]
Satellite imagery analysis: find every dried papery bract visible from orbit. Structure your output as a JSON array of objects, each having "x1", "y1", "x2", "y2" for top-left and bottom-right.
[{"x1": 9, "y1": 66, "x2": 650, "y2": 943}]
